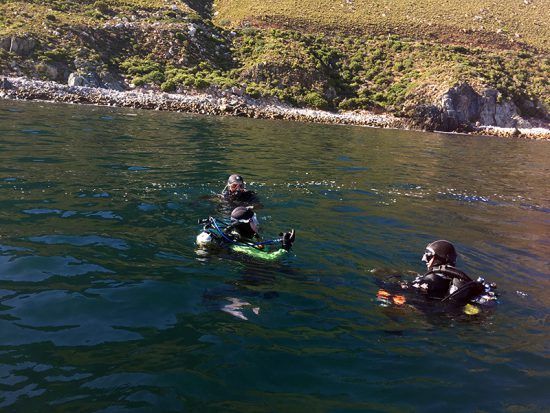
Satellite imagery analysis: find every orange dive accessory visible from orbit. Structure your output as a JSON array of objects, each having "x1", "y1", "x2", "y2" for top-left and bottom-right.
[{"x1": 376, "y1": 289, "x2": 406, "y2": 306}]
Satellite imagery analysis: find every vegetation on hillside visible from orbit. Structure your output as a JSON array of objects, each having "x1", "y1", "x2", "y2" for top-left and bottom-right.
[
  {"x1": 0, "y1": 0, "x2": 232, "y2": 81},
  {"x1": 0, "y1": 0, "x2": 548, "y2": 124},
  {"x1": 228, "y1": 29, "x2": 548, "y2": 116}
]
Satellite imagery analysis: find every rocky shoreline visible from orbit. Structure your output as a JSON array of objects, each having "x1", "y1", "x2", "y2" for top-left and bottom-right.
[{"x1": 1, "y1": 76, "x2": 549, "y2": 140}]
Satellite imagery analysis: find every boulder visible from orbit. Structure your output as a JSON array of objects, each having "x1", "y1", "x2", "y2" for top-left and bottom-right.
[
  {"x1": 324, "y1": 86, "x2": 338, "y2": 101},
  {"x1": 68, "y1": 72, "x2": 87, "y2": 87},
  {"x1": 230, "y1": 86, "x2": 245, "y2": 96},
  {"x1": 67, "y1": 72, "x2": 102, "y2": 87},
  {"x1": 440, "y1": 110, "x2": 460, "y2": 131},
  {"x1": 478, "y1": 88, "x2": 524, "y2": 127},
  {"x1": 8, "y1": 36, "x2": 37, "y2": 56},
  {"x1": 494, "y1": 101, "x2": 519, "y2": 127},
  {"x1": 478, "y1": 88, "x2": 498, "y2": 125}
]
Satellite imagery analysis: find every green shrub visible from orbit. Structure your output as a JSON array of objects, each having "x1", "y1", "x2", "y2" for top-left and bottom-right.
[
  {"x1": 120, "y1": 57, "x2": 163, "y2": 76},
  {"x1": 41, "y1": 48, "x2": 70, "y2": 62},
  {"x1": 393, "y1": 61, "x2": 405, "y2": 71},
  {"x1": 245, "y1": 83, "x2": 261, "y2": 98},
  {"x1": 301, "y1": 91, "x2": 328, "y2": 109},
  {"x1": 133, "y1": 77, "x2": 145, "y2": 86},
  {"x1": 141, "y1": 70, "x2": 165, "y2": 84},
  {"x1": 372, "y1": 92, "x2": 387, "y2": 106},
  {"x1": 450, "y1": 46, "x2": 470, "y2": 54},
  {"x1": 349, "y1": 61, "x2": 362, "y2": 72},
  {"x1": 194, "y1": 77, "x2": 211, "y2": 89},
  {"x1": 161, "y1": 79, "x2": 177, "y2": 92}
]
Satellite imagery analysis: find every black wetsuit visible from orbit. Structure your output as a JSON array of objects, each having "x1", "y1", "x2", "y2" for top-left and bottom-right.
[
  {"x1": 222, "y1": 189, "x2": 259, "y2": 204},
  {"x1": 412, "y1": 265, "x2": 484, "y2": 304}
]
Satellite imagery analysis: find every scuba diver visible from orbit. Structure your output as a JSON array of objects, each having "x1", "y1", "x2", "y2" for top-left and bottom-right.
[
  {"x1": 413, "y1": 240, "x2": 496, "y2": 305},
  {"x1": 196, "y1": 205, "x2": 295, "y2": 260},
  {"x1": 377, "y1": 240, "x2": 497, "y2": 314},
  {"x1": 221, "y1": 174, "x2": 259, "y2": 204}
]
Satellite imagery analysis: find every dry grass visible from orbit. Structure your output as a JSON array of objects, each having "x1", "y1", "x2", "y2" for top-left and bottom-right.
[{"x1": 213, "y1": 0, "x2": 550, "y2": 52}]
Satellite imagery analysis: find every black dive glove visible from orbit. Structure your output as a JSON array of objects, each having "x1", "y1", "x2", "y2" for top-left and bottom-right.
[{"x1": 281, "y1": 229, "x2": 296, "y2": 251}]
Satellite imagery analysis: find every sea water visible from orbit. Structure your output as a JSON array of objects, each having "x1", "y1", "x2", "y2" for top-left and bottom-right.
[{"x1": 0, "y1": 100, "x2": 548, "y2": 412}]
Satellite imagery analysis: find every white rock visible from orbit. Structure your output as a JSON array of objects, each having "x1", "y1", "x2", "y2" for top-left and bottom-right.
[{"x1": 68, "y1": 73, "x2": 86, "y2": 87}]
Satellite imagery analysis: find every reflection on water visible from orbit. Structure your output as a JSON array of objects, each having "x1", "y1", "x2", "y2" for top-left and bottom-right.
[{"x1": 0, "y1": 101, "x2": 548, "y2": 412}]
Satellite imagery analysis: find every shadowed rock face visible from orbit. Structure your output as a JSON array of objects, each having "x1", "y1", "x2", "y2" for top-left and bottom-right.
[
  {"x1": 410, "y1": 82, "x2": 545, "y2": 132},
  {"x1": 411, "y1": 105, "x2": 444, "y2": 132},
  {"x1": 432, "y1": 82, "x2": 546, "y2": 131},
  {"x1": 441, "y1": 83, "x2": 481, "y2": 125},
  {"x1": 183, "y1": 0, "x2": 213, "y2": 18}
]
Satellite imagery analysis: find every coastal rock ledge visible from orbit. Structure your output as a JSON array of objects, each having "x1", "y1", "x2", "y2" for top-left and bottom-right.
[
  {"x1": 1, "y1": 77, "x2": 549, "y2": 140},
  {"x1": 412, "y1": 83, "x2": 549, "y2": 138}
]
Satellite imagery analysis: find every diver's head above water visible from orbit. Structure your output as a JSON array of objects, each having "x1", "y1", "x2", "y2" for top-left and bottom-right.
[
  {"x1": 422, "y1": 240, "x2": 457, "y2": 269},
  {"x1": 222, "y1": 174, "x2": 260, "y2": 204},
  {"x1": 225, "y1": 174, "x2": 246, "y2": 194},
  {"x1": 230, "y1": 206, "x2": 259, "y2": 239}
]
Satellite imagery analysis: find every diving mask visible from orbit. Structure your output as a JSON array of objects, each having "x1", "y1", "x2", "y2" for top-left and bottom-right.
[
  {"x1": 229, "y1": 182, "x2": 245, "y2": 193},
  {"x1": 422, "y1": 247, "x2": 435, "y2": 266}
]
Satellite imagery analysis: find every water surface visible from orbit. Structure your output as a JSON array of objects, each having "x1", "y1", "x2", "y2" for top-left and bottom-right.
[{"x1": 0, "y1": 101, "x2": 548, "y2": 412}]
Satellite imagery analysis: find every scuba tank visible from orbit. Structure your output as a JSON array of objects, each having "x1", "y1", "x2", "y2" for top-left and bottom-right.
[
  {"x1": 196, "y1": 231, "x2": 214, "y2": 247},
  {"x1": 196, "y1": 217, "x2": 234, "y2": 248}
]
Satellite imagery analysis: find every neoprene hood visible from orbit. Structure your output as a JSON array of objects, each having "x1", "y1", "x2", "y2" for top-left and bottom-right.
[
  {"x1": 424, "y1": 240, "x2": 457, "y2": 267},
  {"x1": 228, "y1": 174, "x2": 244, "y2": 185}
]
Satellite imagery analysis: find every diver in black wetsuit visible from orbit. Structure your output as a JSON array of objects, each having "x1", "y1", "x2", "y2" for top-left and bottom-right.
[
  {"x1": 412, "y1": 240, "x2": 492, "y2": 304},
  {"x1": 376, "y1": 240, "x2": 497, "y2": 311},
  {"x1": 221, "y1": 174, "x2": 259, "y2": 204}
]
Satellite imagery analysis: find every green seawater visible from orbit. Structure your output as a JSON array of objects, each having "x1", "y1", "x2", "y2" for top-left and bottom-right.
[{"x1": 0, "y1": 100, "x2": 548, "y2": 412}]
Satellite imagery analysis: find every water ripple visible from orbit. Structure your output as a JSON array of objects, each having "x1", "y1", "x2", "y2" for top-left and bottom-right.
[
  {"x1": 0, "y1": 255, "x2": 112, "y2": 282},
  {"x1": 28, "y1": 235, "x2": 129, "y2": 250}
]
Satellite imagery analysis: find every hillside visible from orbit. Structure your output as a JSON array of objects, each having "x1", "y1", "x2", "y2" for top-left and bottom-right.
[
  {"x1": 0, "y1": 0, "x2": 549, "y2": 133},
  {"x1": 213, "y1": 0, "x2": 550, "y2": 52}
]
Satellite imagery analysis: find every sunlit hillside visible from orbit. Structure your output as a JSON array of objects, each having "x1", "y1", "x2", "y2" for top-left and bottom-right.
[{"x1": 213, "y1": 0, "x2": 550, "y2": 51}]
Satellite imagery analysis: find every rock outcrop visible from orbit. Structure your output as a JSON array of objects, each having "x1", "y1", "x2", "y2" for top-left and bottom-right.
[
  {"x1": 413, "y1": 82, "x2": 547, "y2": 132},
  {"x1": 67, "y1": 70, "x2": 123, "y2": 90},
  {"x1": 0, "y1": 36, "x2": 37, "y2": 56}
]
